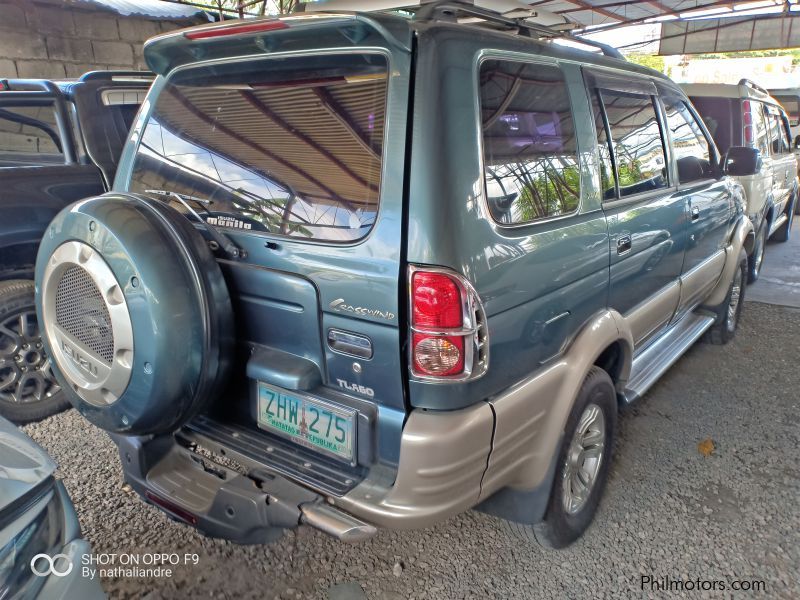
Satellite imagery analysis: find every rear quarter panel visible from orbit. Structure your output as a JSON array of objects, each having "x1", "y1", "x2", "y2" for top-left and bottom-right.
[{"x1": 406, "y1": 28, "x2": 610, "y2": 410}]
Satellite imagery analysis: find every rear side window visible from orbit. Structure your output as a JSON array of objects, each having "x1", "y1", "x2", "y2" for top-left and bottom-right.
[
  {"x1": 0, "y1": 104, "x2": 64, "y2": 167},
  {"x1": 480, "y1": 60, "x2": 579, "y2": 225},
  {"x1": 774, "y1": 96, "x2": 800, "y2": 126},
  {"x1": 766, "y1": 107, "x2": 791, "y2": 154},
  {"x1": 662, "y1": 98, "x2": 713, "y2": 184},
  {"x1": 748, "y1": 101, "x2": 770, "y2": 156},
  {"x1": 129, "y1": 53, "x2": 387, "y2": 243},
  {"x1": 596, "y1": 91, "x2": 668, "y2": 199}
]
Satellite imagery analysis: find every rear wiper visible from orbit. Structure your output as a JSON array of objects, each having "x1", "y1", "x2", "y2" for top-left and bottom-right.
[{"x1": 145, "y1": 189, "x2": 244, "y2": 259}]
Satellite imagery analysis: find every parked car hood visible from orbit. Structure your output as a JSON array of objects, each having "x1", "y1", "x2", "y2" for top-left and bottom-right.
[{"x1": 0, "y1": 417, "x2": 56, "y2": 513}]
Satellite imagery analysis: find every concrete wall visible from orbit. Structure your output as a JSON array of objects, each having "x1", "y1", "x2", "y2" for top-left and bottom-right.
[{"x1": 0, "y1": 0, "x2": 207, "y2": 79}]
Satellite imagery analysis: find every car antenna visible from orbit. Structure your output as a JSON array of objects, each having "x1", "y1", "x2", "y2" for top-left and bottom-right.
[{"x1": 145, "y1": 189, "x2": 245, "y2": 259}]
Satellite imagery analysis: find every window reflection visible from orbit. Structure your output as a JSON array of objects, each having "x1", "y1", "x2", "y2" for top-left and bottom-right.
[
  {"x1": 129, "y1": 54, "x2": 387, "y2": 243},
  {"x1": 663, "y1": 99, "x2": 713, "y2": 184},
  {"x1": 601, "y1": 92, "x2": 668, "y2": 198},
  {"x1": 480, "y1": 61, "x2": 580, "y2": 225}
]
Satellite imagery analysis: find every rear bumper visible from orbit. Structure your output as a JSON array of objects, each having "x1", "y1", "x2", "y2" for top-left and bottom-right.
[{"x1": 112, "y1": 388, "x2": 557, "y2": 539}]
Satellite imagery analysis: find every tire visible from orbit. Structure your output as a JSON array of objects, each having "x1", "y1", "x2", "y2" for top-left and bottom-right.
[
  {"x1": 705, "y1": 250, "x2": 747, "y2": 345},
  {"x1": 773, "y1": 195, "x2": 795, "y2": 243},
  {"x1": 747, "y1": 225, "x2": 766, "y2": 283},
  {"x1": 504, "y1": 367, "x2": 617, "y2": 549},
  {"x1": 0, "y1": 265, "x2": 35, "y2": 282},
  {"x1": 35, "y1": 193, "x2": 233, "y2": 435},
  {"x1": 0, "y1": 279, "x2": 69, "y2": 424}
]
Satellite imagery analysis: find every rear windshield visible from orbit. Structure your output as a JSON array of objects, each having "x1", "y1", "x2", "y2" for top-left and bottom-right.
[
  {"x1": 128, "y1": 54, "x2": 388, "y2": 243},
  {"x1": 689, "y1": 96, "x2": 738, "y2": 152}
]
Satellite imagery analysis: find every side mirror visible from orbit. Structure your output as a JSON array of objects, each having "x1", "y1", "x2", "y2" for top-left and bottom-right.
[
  {"x1": 723, "y1": 146, "x2": 761, "y2": 176},
  {"x1": 794, "y1": 135, "x2": 800, "y2": 149}
]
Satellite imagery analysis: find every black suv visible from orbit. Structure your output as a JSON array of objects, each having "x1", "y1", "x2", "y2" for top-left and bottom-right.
[{"x1": 0, "y1": 70, "x2": 152, "y2": 423}]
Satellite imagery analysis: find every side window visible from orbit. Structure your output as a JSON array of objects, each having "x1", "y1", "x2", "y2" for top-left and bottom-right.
[
  {"x1": 749, "y1": 101, "x2": 770, "y2": 156},
  {"x1": 767, "y1": 109, "x2": 783, "y2": 154},
  {"x1": 480, "y1": 60, "x2": 579, "y2": 225},
  {"x1": 776, "y1": 97, "x2": 800, "y2": 127},
  {"x1": 597, "y1": 91, "x2": 668, "y2": 199},
  {"x1": 662, "y1": 98, "x2": 714, "y2": 184},
  {"x1": 773, "y1": 110, "x2": 791, "y2": 153},
  {"x1": 0, "y1": 104, "x2": 64, "y2": 166},
  {"x1": 780, "y1": 113, "x2": 793, "y2": 150}
]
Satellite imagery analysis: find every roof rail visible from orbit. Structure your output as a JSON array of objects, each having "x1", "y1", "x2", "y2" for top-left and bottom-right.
[
  {"x1": 739, "y1": 78, "x2": 770, "y2": 97},
  {"x1": 302, "y1": 0, "x2": 625, "y2": 60},
  {"x1": 0, "y1": 78, "x2": 65, "y2": 94}
]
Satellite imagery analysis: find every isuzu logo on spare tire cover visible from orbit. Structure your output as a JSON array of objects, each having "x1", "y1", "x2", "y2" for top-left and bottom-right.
[{"x1": 40, "y1": 240, "x2": 134, "y2": 407}]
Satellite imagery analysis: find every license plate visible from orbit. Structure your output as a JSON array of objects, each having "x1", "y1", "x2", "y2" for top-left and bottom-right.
[{"x1": 256, "y1": 382, "x2": 356, "y2": 463}]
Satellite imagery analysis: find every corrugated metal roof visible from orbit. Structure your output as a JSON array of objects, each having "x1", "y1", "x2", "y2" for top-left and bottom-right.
[
  {"x1": 660, "y1": 14, "x2": 800, "y2": 54},
  {"x1": 73, "y1": 0, "x2": 211, "y2": 20},
  {"x1": 530, "y1": 0, "x2": 757, "y2": 29}
]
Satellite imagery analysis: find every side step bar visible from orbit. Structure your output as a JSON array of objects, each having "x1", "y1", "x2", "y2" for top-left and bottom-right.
[{"x1": 622, "y1": 312, "x2": 716, "y2": 404}]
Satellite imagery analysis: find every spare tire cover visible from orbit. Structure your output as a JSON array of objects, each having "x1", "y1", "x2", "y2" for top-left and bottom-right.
[{"x1": 35, "y1": 193, "x2": 233, "y2": 435}]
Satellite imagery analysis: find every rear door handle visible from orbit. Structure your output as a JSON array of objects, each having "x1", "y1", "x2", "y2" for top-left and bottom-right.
[
  {"x1": 691, "y1": 206, "x2": 701, "y2": 222},
  {"x1": 617, "y1": 235, "x2": 632, "y2": 254}
]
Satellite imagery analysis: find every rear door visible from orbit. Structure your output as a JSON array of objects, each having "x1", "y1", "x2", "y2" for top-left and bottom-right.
[
  {"x1": 586, "y1": 71, "x2": 687, "y2": 347},
  {"x1": 765, "y1": 104, "x2": 794, "y2": 216},
  {"x1": 121, "y1": 39, "x2": 412, "y2": 466}
]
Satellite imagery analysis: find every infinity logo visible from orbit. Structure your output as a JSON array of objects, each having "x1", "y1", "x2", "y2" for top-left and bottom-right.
[{"x1": 30, "y1": 553, "x2": 73, "y2": 577}]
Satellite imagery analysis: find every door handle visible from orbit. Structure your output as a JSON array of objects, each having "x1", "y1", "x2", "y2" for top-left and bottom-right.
[
  {"x1": 691, "y1": 206, "x2": 701, "y2": 222},
  {"x1": 617, "y1": 235, "x2": 632, "y2": 254}
]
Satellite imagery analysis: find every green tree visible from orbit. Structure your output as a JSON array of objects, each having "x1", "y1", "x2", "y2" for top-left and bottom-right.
[{"x1": 626, "y1": 53, "x2": 666, "y2": 74}]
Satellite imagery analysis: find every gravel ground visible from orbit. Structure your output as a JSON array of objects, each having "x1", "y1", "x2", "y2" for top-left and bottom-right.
[{"x1": 24, "y1": 302, "x2": 800, "y2": 599}]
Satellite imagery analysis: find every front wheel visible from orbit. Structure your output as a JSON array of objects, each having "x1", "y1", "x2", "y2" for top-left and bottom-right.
[
  {"x1": 531, "y1": 367, "x2": 617, "y2": 549},
  {"x1": 0, "y1": 280, "x2": 68, "y2": 423}
]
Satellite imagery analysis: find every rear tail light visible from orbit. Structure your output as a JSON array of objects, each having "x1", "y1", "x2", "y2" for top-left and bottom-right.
[
  {"x1": 184, "y1": 20, "x2": 288, "y2": 40},
  {"x1": 145, "y1": 491, "x2": 198, "y2": 525},
  {"x1": 409, "y1": 267, "x2": 488, "y2": 381}
]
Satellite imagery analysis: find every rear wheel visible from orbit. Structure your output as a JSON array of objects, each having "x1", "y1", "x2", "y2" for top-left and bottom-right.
[
  {"x1": 705, "y1": 250, "x2": 747, "y2": 345},
  {"x1": 503, "y1": 367, "x2": 616, "y2": 549},
  {"x1": 748, "y1": 226, "x2": 766, "y2": 283},
  {"x1": 0, "y1": 280, "x2": 68, "y2": 423}
]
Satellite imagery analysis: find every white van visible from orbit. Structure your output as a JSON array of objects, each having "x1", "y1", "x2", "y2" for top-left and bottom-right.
[{"x1": 684, "y1": 79, "x2": 798, "y2": 282}]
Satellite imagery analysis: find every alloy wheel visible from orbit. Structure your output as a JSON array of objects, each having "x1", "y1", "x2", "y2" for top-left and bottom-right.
[
  {"x1": 0, "y1": 309, "x2": 61, "y2": 404},
  {"x1": 562, "y1": 403, "x2": 606, "y2": 515},
  {"x1": 726, "y1": 267, "x2": 743, "y2": 332}
]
